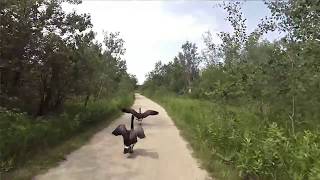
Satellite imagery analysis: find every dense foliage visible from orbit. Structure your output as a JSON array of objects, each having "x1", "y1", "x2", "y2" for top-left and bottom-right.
[
  {"x1": 0, "y1": 0, "x2": 136, "y2": 172},
  {"x1": 0, "y1": 0, "x2": 137, "y2": 115},
  {"x1": 143, "y1": 1, "x2": 320, "y2": 179}
]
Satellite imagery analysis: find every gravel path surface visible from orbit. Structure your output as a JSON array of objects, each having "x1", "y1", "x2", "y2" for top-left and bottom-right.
[{"x1": 35, "y1": 94, "x2": 211, "y2": 180}]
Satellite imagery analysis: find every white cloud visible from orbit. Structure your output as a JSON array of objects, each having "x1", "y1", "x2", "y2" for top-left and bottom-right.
[{"x1": 63, "y1": 1, "x2": 218, "y2": 84}]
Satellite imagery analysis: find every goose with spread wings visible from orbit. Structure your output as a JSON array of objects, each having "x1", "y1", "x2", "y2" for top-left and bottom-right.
[
  {"x1": 122, "y1": 107, "x2": 159, "y2": 124},
  {"x1": 112, "y1": 115, "x2": 145, "y2": 154}
]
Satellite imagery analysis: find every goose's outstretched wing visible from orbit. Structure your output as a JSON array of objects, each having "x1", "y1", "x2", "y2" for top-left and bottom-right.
[
  {"x1": 122, "y1": 108, "x2": 159, "y2": 119},
  {"x1": 122, "y1": 108, "x2": 141, "y2": 118},
  {"x1": 135, "y1": 125, "x2": 146, "y2": 139},
  {"x1": 141, "y1": 110, "x2": 159, "y2": 118},
  {"x1": 112, "y1": 124, "x2": 126, "y2": 136}
]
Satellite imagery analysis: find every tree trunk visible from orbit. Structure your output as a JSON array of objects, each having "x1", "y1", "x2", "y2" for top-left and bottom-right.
[
  {"x1": 37, "y1": 77, "x2": 52, "y2": 116},
  {"x1": 84, "y1": 94, "x2": 90, "y2": 107}
]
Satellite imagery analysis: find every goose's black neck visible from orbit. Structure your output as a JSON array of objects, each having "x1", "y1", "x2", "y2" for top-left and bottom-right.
[{"x1": 131, "y1": 115, "x2": 134, "y2": 130}]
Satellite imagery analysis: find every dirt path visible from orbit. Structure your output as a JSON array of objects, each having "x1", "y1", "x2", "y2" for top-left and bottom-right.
[{"x1": 35, "y1": 94, "x2": 211, "y2": 180}]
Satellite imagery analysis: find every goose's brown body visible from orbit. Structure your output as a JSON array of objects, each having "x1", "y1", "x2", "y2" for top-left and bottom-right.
[
  {"x1": 112, "y1": 124, "x2": 138, "y2": 146},
  {"x1": 112, "y1": 115, "x2": 145, "y2": 153}
]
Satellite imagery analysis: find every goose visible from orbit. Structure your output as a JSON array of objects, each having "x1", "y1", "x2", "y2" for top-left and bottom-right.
[
  {"x1": 112, "y1": 115, "x2": 145, "y2": 154},
  {"x1": 121, "y1": 107, "x2": 159, "y2": 124}
]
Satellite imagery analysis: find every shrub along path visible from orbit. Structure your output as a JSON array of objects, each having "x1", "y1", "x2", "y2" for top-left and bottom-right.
[{"x1": 35, "y1": 94, "x2": 211, "y2": 180}]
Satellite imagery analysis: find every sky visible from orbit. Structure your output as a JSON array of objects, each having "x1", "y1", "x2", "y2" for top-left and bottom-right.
[{"x1": 63, "y1": 1, "x2": 283, "y2": 85}]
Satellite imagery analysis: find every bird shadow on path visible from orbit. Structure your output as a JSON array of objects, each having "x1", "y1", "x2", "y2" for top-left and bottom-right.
[
  {"x1": 137, "y1": 122, "x2": 157, "y2": 127},
  {"x1": 127, "y1": 148, "x2": 159, "y2": 159}
]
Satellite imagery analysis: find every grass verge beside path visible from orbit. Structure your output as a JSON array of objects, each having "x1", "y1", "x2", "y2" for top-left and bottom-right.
[
  {"x1": 143, "y1": 92, "x2": 320, "y2": 180},
  {"x1": 143, "y1": 93, "x2": 239, "y2": 180},
  {"x1": 2, "y1": 112, "x2": 120, "y2": 180},
  {"x1": 1, "y1": 94, "x2": 134, "y2": 180}
]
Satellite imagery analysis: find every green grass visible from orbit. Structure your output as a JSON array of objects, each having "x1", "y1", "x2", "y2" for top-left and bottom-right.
[
  {"x1": 0, "y1": 94, "x2": 134, "y2": 180},
  {"x1": 1, "y1": 112, "x2": 119, "y2": 180},
  {"x1": 144, "y1": 94, "x2": 240, "y2": 180},
  {"x1": 143, "y1": 92, "x2": 320, "y2": 180}
]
